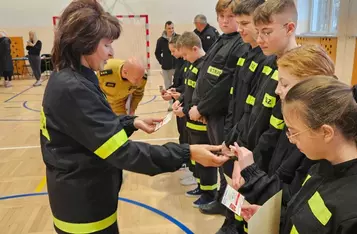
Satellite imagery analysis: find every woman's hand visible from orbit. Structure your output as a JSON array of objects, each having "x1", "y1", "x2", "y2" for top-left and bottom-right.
[
  {"x1": 173, "y1": 107, "x2": 185, "y2": 117},
  {"x1": 190, "y1": 144, "x2": 229, "y2": 167},
  {"x1": 134, "y1": 117, "x2": 163, "y2": 133}
]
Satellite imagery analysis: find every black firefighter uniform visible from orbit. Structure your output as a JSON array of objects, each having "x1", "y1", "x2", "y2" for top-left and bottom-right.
[
  {"x1": 97, "y1": 59, "x2": 147, "y2": 115},
  {"x1": 40, "y1": 65, "x2": 190, "y2": 233}
]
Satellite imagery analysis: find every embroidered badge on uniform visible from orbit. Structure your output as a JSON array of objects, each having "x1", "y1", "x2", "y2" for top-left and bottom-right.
[
  {"x1": 105, "y1": 82, "x2": 116, "y2": 87},
  {"x1": 99, "y1": 69, "x2": 113, "y2": 76}
]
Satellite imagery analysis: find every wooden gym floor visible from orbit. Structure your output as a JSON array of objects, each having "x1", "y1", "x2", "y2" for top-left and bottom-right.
[{"x1": 0, "y1": 74, "x2": 225, "y2": 234}]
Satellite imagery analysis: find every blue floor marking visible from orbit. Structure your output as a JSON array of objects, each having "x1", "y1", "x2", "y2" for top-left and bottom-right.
[{"x1": 0, "y1": 192, "x2": 194, "y2": 234}]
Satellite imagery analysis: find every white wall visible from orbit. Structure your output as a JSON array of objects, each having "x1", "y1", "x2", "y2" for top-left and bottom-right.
[{"x1": 0, "y1": 0, "x2": 220, "y2": 70}]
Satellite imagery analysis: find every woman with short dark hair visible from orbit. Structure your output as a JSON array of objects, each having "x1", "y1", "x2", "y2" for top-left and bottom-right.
[{"x1": 41, "y1": 1, "x2": 227, "y2": 233}]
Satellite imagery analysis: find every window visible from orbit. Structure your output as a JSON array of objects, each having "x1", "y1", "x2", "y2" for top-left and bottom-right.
[{"x1": 309, "y1": 0, "x2": 340, "y2": 34}]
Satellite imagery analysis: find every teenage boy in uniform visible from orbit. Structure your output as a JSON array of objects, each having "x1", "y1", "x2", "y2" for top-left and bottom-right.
[
  {"x1": 222, "y1": 0, "x2": 299, "y2": 233},
  {"x1": 188, "y1": 0, "x2": 250, "y2": 214}
]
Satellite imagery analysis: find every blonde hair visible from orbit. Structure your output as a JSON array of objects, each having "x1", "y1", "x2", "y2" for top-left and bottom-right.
[
  {"x1": 176, "y1": 32, "x2": 202, "y2": 50},
  {"x1": 277, "y1": 44, "x2": 335, "y2": 79},
  {"x1": 29, "y1": 31, "x2": 38, "y2": 43},
  {"x1": 253, "y1": 0, "x2": 297, "y2": 25},
  {"x1": 284, "y1": 76, "x2": 357, "y2": 143},
  {"x1": 216, "y1": 0, "x2": 240, "y2": 14}
]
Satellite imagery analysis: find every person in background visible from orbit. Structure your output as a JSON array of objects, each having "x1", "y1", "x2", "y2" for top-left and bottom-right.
[
  {"x1": 0, "y1": 31, "x2": 14, "y2": 88},
  {"x1": 98, "y1": 57, "x2": 147, "y2": 115},
  {"x1": 26, "y1": 31, "x2": 42, "y2": 87},
  {"x1": 155, "y1": 21, "x2": 177, "y2": 90},
  {"x1": 193, "y1": 14, "x2": 220, "y2": 52}
]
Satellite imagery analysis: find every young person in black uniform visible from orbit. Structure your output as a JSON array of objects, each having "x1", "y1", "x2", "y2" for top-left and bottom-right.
[
  {"x1": 189, "y1": 0, "x2": 250, "y2": 215},
  {"x1": 222, "y1": 0, "x2": 299, "y2": 232},
  {"x1": 217, "y1": 0, "x2": 272, "y2": 232},
  {"x1": 161, "y1": 35, "x2": 189, "y2": 145},
  {"x1": 240, "y1": 76, "x2": 357, "y2": 234},
  {"x1": 229, "y1": 44, "x2": 335, "y2": 234},
  {"x1": 173, "y1": 32, "x2": 219, "y2": 207},
  {"x1": 41, "y1": 1, "x2": 229, "y2": 233},
  {"x1": 193, "y1": 14, "x2": 220, "y2": 52}
]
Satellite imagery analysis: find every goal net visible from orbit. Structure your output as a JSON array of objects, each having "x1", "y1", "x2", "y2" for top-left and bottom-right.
[{"x1": 52, "y1": 14, "x2": 150, "y2": 70}]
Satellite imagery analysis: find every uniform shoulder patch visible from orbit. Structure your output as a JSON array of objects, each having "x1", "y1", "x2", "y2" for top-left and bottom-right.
[
  {"x1": 105, "y1": 82, "x2": 116, "y2": 87},
  {"x1": 99, "y1": 69, "x2": 113, "y2": 76}
]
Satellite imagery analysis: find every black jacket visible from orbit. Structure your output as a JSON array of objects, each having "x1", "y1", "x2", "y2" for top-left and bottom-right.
[
  {"x1": 26, "y1": 40, "x2": 42, "y2": 56},
  {"x1": 282, "y1": 159, "x2": 357, "y2": 234},
  {"x1": 181, "y1": 57, "x2": 207, "y2": 131},
  {"x1": 169, "y1": 58, "x2": 188, "y2": 93},
  {"x1": 225, "y1": 56, "x2": 283, "y2": 172},
  {"x1": 155, "y1": 32, "x2": 177, "y2": 70},
  {"x1": 224, "y1": 46, "x2": 267, "y2": 136},
  {"x1": 194, "y1": 24, "x2": 220, "y2": 52},
  {"x1": 238, "y1": 131, "x2": 315, "y2": 214},
  {"x1": 41, "y1": 65, "x2": 190, "y2": 233},
  {"x1": 0, "y1": 37, "x2": 13, "y2": 74},
  {"x1": 193, "y1": 32, "x2": 250, "y2": 117}
]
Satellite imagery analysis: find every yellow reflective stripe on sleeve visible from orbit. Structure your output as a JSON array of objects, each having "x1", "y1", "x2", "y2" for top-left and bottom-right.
[
  {"x1": 262, "y1": 93, "x2": 276, "y2": 108},
  {"x1": 186, "y1": 122, "x2": 207, "y2": 131},
  {"x1": 308, "y1": 191, "x2": 332, "y2": 226},
  {"x1": 53, "y1": 211, "x2": 117, "y2": 234},
  {"x1": 191, "y1": 67, "x2": 198, "y2": 75},
  {"x1": 200, "y1": 183, "x2": 218, "y2": 191},
  {"x1": 234, "y1": 214, "x2": 243, "y2": 221},
  {"x1": 302, "y1": 174, "x2": 311, "y2": 186},
  {"x1": 230, "y1": 87, "x2": 234, "y2": 95},
  {"x1": 196, "y1": 178, "x2": 201, "y2": 183},
  {"x1": 249, "y1": 61, "x2": 258, "y2": 72},
  {"x1": 237, "y1": 57, "x2": 245, "y2": 66},
  {"x1": 94, "y1": 129, "x2": 128, "y2": 159},
  {"x1": 207, "y1": 66, "x2": 223, "y2": 77},
  {"x1": 191, "y1": 160, "x2": 196, "y2": 165},
  {"x1": 244, "y1": 224, "x2": 248, "y2": 233},
  {"x1": 270, "y1": 115, "x2": 285, "y2": 130},
  {"x1": 271, "y1": 70, "x2": 279, "y2": 81},
  {"x1": 246, "y1": 95, "x2": 256, "y2": 106},
  {"x1": 184, "y1": 67, "x2": 188, "y2": 72},
  {"x1": 262, "y1": 66, "x2": 273, "y2": 75},
  {"x1": 187, "y1": 79, "x2": 196, "y2": 88},
  {"x1": 40, "y1": 107, "x2": 50, "y2": 141},
  {"x1": 290, "y1": 225, "x2": 299, "y2": 234}
]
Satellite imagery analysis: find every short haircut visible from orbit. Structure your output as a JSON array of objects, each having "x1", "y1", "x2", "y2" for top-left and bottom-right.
[
  {"x1": 176, "y1": 32, "x2": 202, "y2": 50},
  {"x1": 233, "y1": 0, "x2": 266, "y2": 16},
  {"x1": 216, "y1": 0, "x2": 240, "y2": 14},
  {"x1": 165, "y1": 21, "x2": 173, "y2": 27},
  {"x1": 169, "y1": 35, "x2": 180, "y2": 46},
  {"x1": 253, "y1": 0, "x2": 298, "y2": 25},
  {"x1": 194, "y1": 14, "x2": 207, "y2": 24},
  {"x1": 277, "y1": 44, "x2": 335, "y2": 80}
]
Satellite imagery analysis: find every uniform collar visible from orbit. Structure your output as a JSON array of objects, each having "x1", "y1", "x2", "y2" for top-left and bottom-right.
[
  {"x1": 318, "y1": 158, "x2": 357, "y2": 178},
  {"x1": 221, "y1": 32, "x2": 239, "y2": 39},
  {"x1": 79, "y1": 65, "x2": 99, "y2": 86}
]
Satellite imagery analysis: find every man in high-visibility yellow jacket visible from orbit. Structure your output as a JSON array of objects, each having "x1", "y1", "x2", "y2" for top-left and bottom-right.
[{"x1": 98, "y1": 58, "x2": 147, "y2": 115}]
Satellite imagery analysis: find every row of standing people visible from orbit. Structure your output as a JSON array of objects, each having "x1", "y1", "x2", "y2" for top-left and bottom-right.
[{"x1": 163, "y1": 0, "x2": 357, "y2": 233}]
